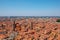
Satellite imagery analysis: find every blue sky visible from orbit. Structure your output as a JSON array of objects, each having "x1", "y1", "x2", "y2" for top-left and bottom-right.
[{"x1": 0, "y1": 0, "x2": 60, "y2": 16}]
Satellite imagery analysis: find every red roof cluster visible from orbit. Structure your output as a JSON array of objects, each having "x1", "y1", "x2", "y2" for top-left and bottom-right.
[{"x1": 0, "y1": 17, "x2": 60, "y2": 40}]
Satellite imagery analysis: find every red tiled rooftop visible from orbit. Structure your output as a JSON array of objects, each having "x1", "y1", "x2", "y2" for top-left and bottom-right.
[{"x1": 0, "y1": 17, "x2": 60, "y2": 40}]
